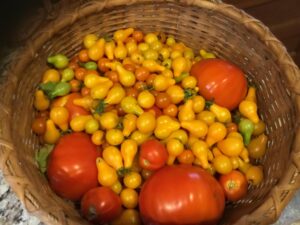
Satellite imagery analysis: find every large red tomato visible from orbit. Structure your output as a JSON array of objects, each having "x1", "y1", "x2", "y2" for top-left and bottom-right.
[
  {"x1": 139, "y1": 165, "x2": 225, "y2": 225},
  {"x1": 139, "y1": 139, "x2": 168, "y2": 171},
  {"x1": 191, "y1": 59, "x2": 247, "y2": 110},
  {"x1": 81, "y1": 187, "x2": 122, "y2": 224},
  {"x1": 47, "y1": 132, "x2": 99, "y2": 201}
]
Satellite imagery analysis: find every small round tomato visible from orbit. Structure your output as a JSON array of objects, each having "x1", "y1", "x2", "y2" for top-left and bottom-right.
[
  {"x1": 141, "y1": 169, "x2": 154, "y2": 180},
  {"x1": 105, "y1": 71, "x2": 119, "y2": 83},
  {"x1": 177, "y1": 150, "x2": 195, "y2": 164},
  {"x1": 81, "y1": 187, "x2": 122, "y2": 224},
  {"x1": 245, "y1": 165, "x2": 264, "y2": 186},
  {"x1": 98, "y1": 58, "x2": 110, "y2": 72},
  {"x1": 31, "y1": 117, "x2": 47, "y2": 135},
  {"x1": 213, "y1": 155, "x2": 233, "y2": 175},
  {"x1": 137, "y1": 90, "x2": 155, "y2": 109},
  {"x1": 136, "y1": 112, "x2": 156, "y2": 134},
  {"x1": 135, "y1": 67, "x2": 150, "y2": 81},
  {"x1": 112, "y1": 209, "x2": 142, "y2": 225},
  {"x1": 191, "y1": 59, "x2": 247, "y2": 110},
  {"x1": 145, "y1": 105, "x2": 162, "y2": 118},
  {"x1": 74, "y1": 67, "x2": 87, "y2": 81},
  {"x1": 132, "y1": 30, "x2": 144, "y2": 43},
  {"x1": 226, "y1": 122, "x2": 238, "y2": 133},
  {"x1": 78, "y1": 49, "x2": 89, "y2": 62},
  {"x1": 155, "y1": 92, "x2": 171, "y2": 109},
  {"x1": 139, "y1": 139, "x2": 168, "y2": 170},
  {"x1": 126, "y1": 87, "x2": 139, "y2": 98},
  {"x1": 219, "y1": 170, "x2": 248, "y2": 202},
  {"x1": 163, "y1": 104, "x2": 178, "y2": 117},
  {"x1": 123, "y1": 172, "x2": 142, "y2": 189},
  {"x1": 120, "y1": 188, "x2": 139, "y2": 209}
]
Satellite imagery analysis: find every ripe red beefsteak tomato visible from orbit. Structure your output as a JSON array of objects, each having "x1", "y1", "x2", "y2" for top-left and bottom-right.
[
  {"x1": 81, "y1": 187, "x2": 122, "y2": 224},
  {"x1": 47, "y1": 132, "x2": 99, "y2": 201},
  {"x1": 191, "y1": 59, "x2": 247, "y2": 110},
  {"x1": 139, "y1": 165, "x2": 225, "y2": 225}
]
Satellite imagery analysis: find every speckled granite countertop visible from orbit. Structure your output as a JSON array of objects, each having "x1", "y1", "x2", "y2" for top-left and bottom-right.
[{"x1": 0, "y1": 170, "x2": 300, "y2": 225}]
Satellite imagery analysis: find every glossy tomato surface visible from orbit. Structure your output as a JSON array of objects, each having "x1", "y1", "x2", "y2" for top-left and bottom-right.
[
  {"x1": 139, "y1": 165, "x2": 225, "y2": 225},
  {"x1": 191, "y1": 59, "x2": 247, "y2": 110},
  {"x1": 139, "y1": 139, "x2": 168, "y2": 171},
  {"x1": 219, "y1": 170, "x2": 248, "y2": 202},
  {"x1": 81, "y1": 187, "x2": 122, "y2": 224},
  {"x1": 47, "y1": 132, "x2": 99, "y2": 201}
]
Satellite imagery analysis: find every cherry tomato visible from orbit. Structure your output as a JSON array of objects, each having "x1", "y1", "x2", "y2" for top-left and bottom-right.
[
  {"x1": 163, "y1": 104, "x2": 178, "y2": 117},
  {"x1": 98, "y1": 57, "x2": 110, "y2": 72},
  {"x1": 139, "y1": 165, "x2": 225, "y2": 225},
  {"x1": 126, "y1": 87, "x2": 139, "y2": 98},
  {"x1": 47, "y1": 132, "x2": 99, "y2": 200},
  {"x1": 123, "y1": 172, "x2": 142, "y2": 189},
  {"x1": 139, "y1": 139, "x2": 168, "y2": 171},
  {"x1": 124, "y1": 64, "x2": 136, "y2": 73},
  {"x1": 245, "y1": 165, "x2": 264, "y2": 186},
  {"x1": 155, "y1": 92, "x2": 171, "y2": 109},
  {"x1": 69, "y1": 56, "x2": 80, "y2": 70},
  {"x1": 226, "y1": 122, "x2": 238, "y2": 133},
  {"x1": 145, "y1": 74, "x2": 156, "y2": 86},
  {"x1": 32, "y1": 117, "x2": 47, "y2": 135},
  {"x1": 132, "y1": 30, "x2": 144, "y2": 43},
  {"x1": 74, "y1": 67, "x2": 87, "y2": 81},
  {"x1": 81, "y1": 86, "x2": 90, "y2": 96},
  {"x1": 177, "y1": 150, "x2": 195, "y2": 164},
  {"x1": 81, "y1": 187, "x2": 122, "y2": 224},
  {"x1": 78, "y1": 49, "x2": 89, "y2": 62},
  {"x1": 105, "y1": 71, "x2": 119, "y2": 83},
  {"x1": 135, "y1": 67, "x2": 150, "y2": 81},
  {"x1": 191, "y1": 59, "x2": 247, "y2": 110},
  {"x1": 145, "y1": 105, "x2": 162, "y2": 118},
  {"x1": 120, "y1": 188, "x2": 139, "y2": 209},
  {"x1": 69, "y1": 79, "x2": 81, "y2": 92},
  {"x1": 112, "y1": 209, "x2": 142, "y2": 225},
  {"x1": 219, "y1": 170, "x2": 248, "y2": 201},
  {"x1": 141, "y1": 169, "x2": 154, "y2": 180}
]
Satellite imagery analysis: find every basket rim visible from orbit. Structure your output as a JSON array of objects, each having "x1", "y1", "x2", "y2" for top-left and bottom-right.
[{"x1": 1, "y1": 0, "x2": 300, "y2": 224}]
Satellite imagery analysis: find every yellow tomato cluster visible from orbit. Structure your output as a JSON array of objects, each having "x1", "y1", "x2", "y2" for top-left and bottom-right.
[{"x1": 33, "y1": 28, "x2": 267, "y2": 216}]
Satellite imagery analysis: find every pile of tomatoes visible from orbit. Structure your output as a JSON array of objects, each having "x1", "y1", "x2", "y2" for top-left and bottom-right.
[{"x1": 32, "y1": 28, "x2": 268, "y2": 225}]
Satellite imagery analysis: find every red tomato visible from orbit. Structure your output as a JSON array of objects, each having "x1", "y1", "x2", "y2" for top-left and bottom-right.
[
  {"x1": 219, "y1": 170, "x2": 248, "y2": 202},
  {"x1": 47, "y1": 132, "x2": 99, "y2": 201},
  {"x1": 191, "y1": 59, "x2": 247, "y2": 110},
  {"x1": 81, "y1": 187, "x2": 122, "y2": 224},
  {"x1": 139, "y1": 165, "x2": 225, "y2": 225},
  {"x1": 139, "y1": 139, "x2": 168, "y2": 171}
]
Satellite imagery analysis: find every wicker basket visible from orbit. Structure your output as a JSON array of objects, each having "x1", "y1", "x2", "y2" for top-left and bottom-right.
[{"x1": 0, "y1": 0, "x2": 300, "y2": 224}]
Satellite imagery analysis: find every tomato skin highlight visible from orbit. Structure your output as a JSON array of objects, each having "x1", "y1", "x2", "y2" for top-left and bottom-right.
[
  {"x1": 139, "y1": 164, "x2": 225, "y2": 225},
  {"x1": 219, "y1": 170, "x2": 248, "y2": 202},
  {"x1": 191, "y1": 59, "x2": 247, "y2": 110},
  {"x1": 139, "y1": 139, "x2": 168, "y2": 171},
  {"x1": 47, "y1": 132, "x2": 99, "y2": 201}
]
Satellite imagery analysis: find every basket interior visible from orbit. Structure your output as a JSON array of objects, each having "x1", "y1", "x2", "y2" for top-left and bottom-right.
[{"x1": 10, "y1": 1, "x2": 296, "y2": 224}]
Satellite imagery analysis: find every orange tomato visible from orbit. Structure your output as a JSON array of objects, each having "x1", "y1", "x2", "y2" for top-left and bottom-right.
[
  {"x1": 177, "y1": 150, "x2": 195, "y2": 164},
  {"x1": 70, "y1": 79, "x2": 81, "y2": 92},
  {"x1": 74, "y1": 67, "x2": 87, "y2": 81},
  {"x1": 163, "y1": 104, "x2": 178, "y2": 117},
  {"x1": 78, "y1": 49, "x2": 89, "y2": 62}
]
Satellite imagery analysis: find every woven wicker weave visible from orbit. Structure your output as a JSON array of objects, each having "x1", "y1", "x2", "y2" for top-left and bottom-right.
[{"x1": 0, "y1": 0, "x2": 300, "y2": 224}]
